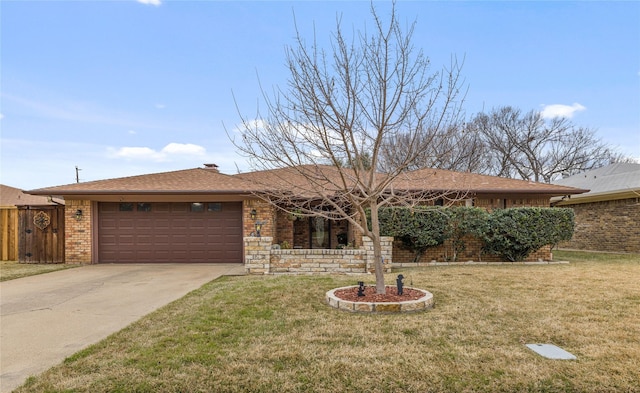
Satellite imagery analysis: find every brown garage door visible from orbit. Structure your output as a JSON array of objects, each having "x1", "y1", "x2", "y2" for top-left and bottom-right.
[{"x1": 98, "y1": 202, "x2": 243, "y2": 263}]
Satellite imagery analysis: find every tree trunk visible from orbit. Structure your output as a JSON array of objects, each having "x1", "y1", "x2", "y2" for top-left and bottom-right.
[{"x1": 368, "y1": 202, "x2": 386, "y2": 294}]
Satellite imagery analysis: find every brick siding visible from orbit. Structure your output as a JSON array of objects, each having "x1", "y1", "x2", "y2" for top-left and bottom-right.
[
  {"x1": 243, "y1": 199, "x2": 275, "y2": 238},
  {"x1": 65, "y1": 200, "x2": 92, "y2": 263},
  {"x1": 393, "y1": 237, "x2": 552, "y2": 263},
  {"x1": 559, "y1": 198, "x2": 640, "y2": 253},
  {"x1": 392, "y1": 196, "x2": 553, "y2": 263}
]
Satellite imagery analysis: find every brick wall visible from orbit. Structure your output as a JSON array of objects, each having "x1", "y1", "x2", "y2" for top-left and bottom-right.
[
  {"x1": 362, "y1": 236, "x2": 393, "y2": 273},
  {"x1": 392, "y1": 197, "x2": 553, "y2": 263},
  {"x1": 244, "y1": 236, "x2": 393, "y2": 275},
  {"x1": 265, "y1": 196, "x2": 555, "y2": 264},
  {"x1": 292, "y1": 217, "x2": 310, "y2": 248},
  {"x1": 559, "y1": 198, "x2": 640, "y2": 253},
  {"x1": 271, "y1": 248, "x2": 367, "y2": 273},
  {"x1": 393, "y1": 238, "x2": 551, "y2": 263},
  {"x1": 243, "y1": 199, "x2": 275, "y2": 238},
  {"x1": 244, "y1": 236, "x2": 272, "y2": 274},
  {"x1": 65, "y1": 200, "x2": 92, "y2": 263},
  {"x1": 274, "y1": 210, "x2": 294, "y2": 246}
]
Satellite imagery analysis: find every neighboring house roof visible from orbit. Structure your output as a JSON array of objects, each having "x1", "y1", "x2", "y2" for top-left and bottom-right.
[
  {"x1": 28, "y1": 164, "x2": 587, "y2": 199},
  {"x1": 552, "y1": 163, "x2": 640, "y2": 205},
  {"x1": 1, "y1": 184, "x2": 64, "y2": 207}
]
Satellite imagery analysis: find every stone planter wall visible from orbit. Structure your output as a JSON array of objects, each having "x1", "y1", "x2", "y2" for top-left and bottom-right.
[{"x1": 244, "y1": 236, "x2": 393, "y2": 275}]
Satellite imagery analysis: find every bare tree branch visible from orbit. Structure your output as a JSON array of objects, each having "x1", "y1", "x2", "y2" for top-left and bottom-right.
[
  {"x1": 228, "y1": 2, "x2": 465, "y2": 293},
  {"x1": 471, "y1": 106, "x2": 625, "y2": 183}
]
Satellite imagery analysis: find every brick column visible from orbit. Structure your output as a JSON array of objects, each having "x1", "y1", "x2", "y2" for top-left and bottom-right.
[
  {"x1": 244, "y1": 236, "x2": 273, "y2": 274},
  {"x1": 362, "y1": 236, "x2": 393, "y2": 274},
  {"x1": 243, "y1": 199, "x2": 276, "y2": 239},
  {"x1": 65, "y1": 200, "x2": 93, "y2": 263}
]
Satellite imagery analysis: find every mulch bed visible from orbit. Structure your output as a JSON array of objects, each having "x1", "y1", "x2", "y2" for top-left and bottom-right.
[{"x1": 333, "y1": 286, "x2": 426, "y2": 303}]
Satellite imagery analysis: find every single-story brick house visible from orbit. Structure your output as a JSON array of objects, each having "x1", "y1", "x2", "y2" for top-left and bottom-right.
[
  {"x1": 27, "y1": 164, "x2": 586, "y2": 270},
  {"x1": 552, "y1": 162, "x2": 640, "y2": 253}
]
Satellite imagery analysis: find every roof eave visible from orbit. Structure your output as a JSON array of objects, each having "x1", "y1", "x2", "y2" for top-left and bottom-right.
[
  {"x1": 27, "y1": 190, "x2": 254, "y2": 196},
  {"x1": 553, "y1": 190, "x2": 639, "y2": 205},
  {"x1": 400, "y1": 188, "x2": 589, "y2": 195}
]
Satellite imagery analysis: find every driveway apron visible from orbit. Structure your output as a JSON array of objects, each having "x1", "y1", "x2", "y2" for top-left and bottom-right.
[{"x1": 0, "y1": 263, "x2": 244, "y2": 393}]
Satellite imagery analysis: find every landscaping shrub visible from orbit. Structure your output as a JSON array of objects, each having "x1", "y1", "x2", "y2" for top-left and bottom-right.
[
  {"x1": 447, "y1": 206, "x2": 490, "y2": 261},
  {"x1": 378, "y1": 207, "x2": 451, "y2": 262},
  {"x1": 481, "y1": 207, "x2": 575, "y2": 261},
  {"x1": 376, "y1": 205, "x2": 574, "y2": 263}
]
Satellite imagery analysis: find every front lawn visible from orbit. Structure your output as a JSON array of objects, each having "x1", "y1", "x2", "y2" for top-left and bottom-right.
[
  {"x1": 17, "y1": 251, "x2": 640, "y2": 392},
  {"x1": 0, "y1": 260, "x2": 78, "y2": 282}
]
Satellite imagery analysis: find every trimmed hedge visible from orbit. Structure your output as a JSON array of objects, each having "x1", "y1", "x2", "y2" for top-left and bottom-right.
[
  {"x1": 376, "y1": 206, "x2": 574, "y2": 262},
  {"x1": 378, "y1": 207, "x2": 450, "y2": 262},
  {"x1": 481, "y1": 207, "x2": 575, "y2": 262},
  {"x1": 448, "y1": 207, "x2": 490, "y2": 261}
]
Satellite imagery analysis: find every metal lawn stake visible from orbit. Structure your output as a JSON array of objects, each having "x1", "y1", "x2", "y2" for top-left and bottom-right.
[
  {"x1": 396, "y1": 274, "x2": 404, "y2": 295},
  {"x1": 357, "y1": 281, "x2": 365, "y2": 297}
]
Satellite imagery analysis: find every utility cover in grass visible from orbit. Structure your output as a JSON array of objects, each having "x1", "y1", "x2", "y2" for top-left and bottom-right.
[{"x1": 526, "y1": 343, "x2": 577, "y2": 360}]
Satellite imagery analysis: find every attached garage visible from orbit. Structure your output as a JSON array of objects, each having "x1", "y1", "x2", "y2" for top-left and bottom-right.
[{"x1": 98, "y1": 202, "x2": 243, "y2": 263}]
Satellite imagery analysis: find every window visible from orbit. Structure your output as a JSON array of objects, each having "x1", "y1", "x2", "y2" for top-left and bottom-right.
[
  {"x1": 309, "y1": 217, "x2": 330, "y2": 249},
  {"x1": 137, "y1": 203, "x2": 152, "y2": 212},
  {"x1": 207, "y1": 203, "x2": 222, "y2": 212},
  {"x1": 119, "y1": 203, "x2": 134, "y2": 212},
  {"x1": 190, "y1": 203, "x2": 204, "y2": 212}
]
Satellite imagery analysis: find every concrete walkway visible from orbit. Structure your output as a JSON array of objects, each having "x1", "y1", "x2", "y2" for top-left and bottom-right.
[{"x1": 0, "y1": 263, "x2": 244, "y2": 393}]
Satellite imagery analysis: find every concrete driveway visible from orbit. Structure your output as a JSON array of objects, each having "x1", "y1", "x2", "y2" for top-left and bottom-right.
[{"x1": 0, "y1": 263, "x2": 244, "y2": 393}]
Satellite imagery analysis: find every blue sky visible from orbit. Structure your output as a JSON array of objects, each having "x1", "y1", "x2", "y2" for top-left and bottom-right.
[{"x1": 1, "y1": 0, "x2": 639, "y2": 190}]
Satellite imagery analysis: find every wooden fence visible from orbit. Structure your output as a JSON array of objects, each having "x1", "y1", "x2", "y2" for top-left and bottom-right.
[
  {"x1": 1, "y1": 208, "x2": 19, "y2": 261},
  {"x1": 18, "y1": 206, "x2": 65, "y2": 263}
]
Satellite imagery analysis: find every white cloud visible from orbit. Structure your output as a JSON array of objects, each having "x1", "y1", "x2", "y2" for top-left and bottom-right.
[
  {"x1": 128, "y1": 130, "x2": 137, "y2": 135},
  {"x1": 137, "y1": 0, "x2": 161, "y2": 6},
  {"x1": 540, "y1": 103, "x2": 586, "y2": 119},
  {"x1": 161, "y1": 143, "x2": 206, "y2": 155},
  {"x1": 112, "y1": 146, "x2": 162, "y2": 160},
  {"x1": 110, "y1": 143, "x2": 206, "y2": 161},
  {"x1": 0, "y1": 113, "x2": 4, "y2": 120},
  {"x1": 155, "y1": 103, "x2": 166, "y2": 109}
]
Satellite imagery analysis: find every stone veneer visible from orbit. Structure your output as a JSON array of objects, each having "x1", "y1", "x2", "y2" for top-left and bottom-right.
[
  {"x1": 326, "y1": 286, "x2": 434, "y2": 313},
  {"x1": 64, "y1": 200, "x2": 93, "y2": 263},
  {"x1": 244, "y1": 236, "x2": 393, "y2": 275}
]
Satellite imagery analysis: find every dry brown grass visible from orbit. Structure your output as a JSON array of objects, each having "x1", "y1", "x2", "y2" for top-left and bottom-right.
[
  {"x1": 0, "y1": 260, "x2": 78, "y2": 282},
  {"x1": 17, "y1": 251, "x2": 640, "y2": 392}
]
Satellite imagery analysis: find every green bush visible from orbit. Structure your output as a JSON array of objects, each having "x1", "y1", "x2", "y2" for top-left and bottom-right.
[
  {"x1": 378, "y1": 207, "x2": 451, "y2": 262},
  {"x1": 375, "y1": 205, "x2": 574, "y2": 262},
  {"x1": 480, "y1": 207, "x2": 575, "y2": 262},
  {"x1": 447, "y1": 207, "x2": 490, "y2": 261}
]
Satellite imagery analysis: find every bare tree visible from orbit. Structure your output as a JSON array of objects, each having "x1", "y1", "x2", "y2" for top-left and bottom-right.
[
  {"x1": 471, "y1": 106, "x2": 625, "y2": 183},
  {"x1": 230, "y1": 3, "x2": 465, "y2": 293},
  {"x1": 381, "y1": 122, "x2": 489, "y2": 173}
]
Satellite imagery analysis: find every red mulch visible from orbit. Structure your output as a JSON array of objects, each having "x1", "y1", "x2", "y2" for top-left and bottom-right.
[{"x1": 333, "y1": 286, "x2": 426, "y2": 303}]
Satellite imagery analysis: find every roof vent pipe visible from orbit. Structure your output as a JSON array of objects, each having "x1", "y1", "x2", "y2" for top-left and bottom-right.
[{"x1": 203, "y1": 163, "x2": 220, "y2": 173}]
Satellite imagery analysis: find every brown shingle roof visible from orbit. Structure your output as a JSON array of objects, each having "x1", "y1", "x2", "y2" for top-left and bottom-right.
[
  {"x1": 393, "y1": 168, "x2": 588, "y2": 195},
  {"x1": 1, "y1": 184, "x2": 64, "y2": 206},
  {"x1": 234, "y1": 165, "x2": 354, "y2": 193},
  {"x1": 26, "y1": 165, "x2": 587, "y2": 197},
  {"x1": 28, "y1": 168, "x2": 254, "y2": 195},
  {"x1": 236, "y1": 165, "x2": 587, "y2": 195}
]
